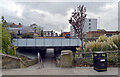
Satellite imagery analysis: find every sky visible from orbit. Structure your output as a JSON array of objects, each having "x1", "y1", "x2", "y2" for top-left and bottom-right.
[{"x1": 0, "y1": 0, "x2": 119, "y2": 33}]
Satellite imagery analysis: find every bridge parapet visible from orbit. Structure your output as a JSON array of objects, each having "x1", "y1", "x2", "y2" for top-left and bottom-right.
[{"x1": 13, "y1": 38, "x2": 81, "y2": 47}]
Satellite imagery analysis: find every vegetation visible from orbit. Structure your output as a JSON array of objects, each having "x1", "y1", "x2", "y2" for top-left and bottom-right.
[
  {"x1": 75, "y1": 34, "x2": 120, "y2": 66},
  {"x1": 0, "y1": 23, "x2": 2, "y2": 51},
  {"x1": 41, "y1": 30, "x2": 44, "y2": 37},
  {"x1": 10, "y1": 32, "x2": 17, "y2": 39},
  {"x1": 78, "y1": 34, "x2": 120, "y2": 52},
  {"x1": 1, "y1": 16, "x2": 14, "y2": 55},
  {"x1": 21, "y1": 33, "x2": 33, "y2": 38}
]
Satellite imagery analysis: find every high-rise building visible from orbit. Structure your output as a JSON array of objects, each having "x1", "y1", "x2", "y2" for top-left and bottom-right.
[
  {"x1": 118, "y1": 24, "x2": 120, "y2": 31},
  {"x1": 70, "y1": 18, "x2": 97, "y2": 38}
]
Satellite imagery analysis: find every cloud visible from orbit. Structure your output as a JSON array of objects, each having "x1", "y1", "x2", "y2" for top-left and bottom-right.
[
  {"x1": 0, "y1": 1, "x2": 118, "y2": 33},
  {"x1": 29, "y1": 9, "x2": 69, "y2": 33},
  {"x1": 0, "y1": 0, "x2": 24, "y2": 18},
  {"x1": 86, "y1": 2, "x2": 118, "y2": 31},
  {"x1": 98, "y1": 2, "x2": 118, "y2": 30}
]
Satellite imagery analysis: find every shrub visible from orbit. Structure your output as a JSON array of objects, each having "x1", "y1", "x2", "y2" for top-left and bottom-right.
[
  {"x1": 22, "y1": 33, "x2": 33, "y2": 38},
  {"x1": 111, "y1": 34, "x2": 120, "y2": 50},
  {"x1": 1, "y1": 16, "x2": 14, "y2": 55},
  {"x1": 78, "y1": 34, "x2": 119, "y2": 52},
  {"x1": 97, "y1": 34, "x2": 108, "y2": 42},
  {"x1": 10, "y1": 32, "x2": 17, "y2": 38}
]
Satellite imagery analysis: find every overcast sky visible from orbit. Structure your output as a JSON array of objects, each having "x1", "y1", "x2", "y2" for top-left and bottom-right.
[{"x1": 0, "y1": 0, "x2": 119, "y2": 33}]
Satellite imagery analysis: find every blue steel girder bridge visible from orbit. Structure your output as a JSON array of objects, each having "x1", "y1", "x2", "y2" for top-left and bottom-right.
[{"x1": 13, "y1": 38, "x2": 81, "y2": 58}]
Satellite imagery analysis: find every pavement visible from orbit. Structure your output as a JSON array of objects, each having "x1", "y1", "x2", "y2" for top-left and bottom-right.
[
  {"x1": 2, "y1": 49, "x2": 119, "y2": 75},
  {"x1": 2, "y1": 66, "x2": 119, "y2": 75}
]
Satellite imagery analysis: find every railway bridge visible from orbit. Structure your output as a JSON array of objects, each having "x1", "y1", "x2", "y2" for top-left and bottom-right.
[{"x1": 13, "y1": 38, "x2": 81, "y2": 58}]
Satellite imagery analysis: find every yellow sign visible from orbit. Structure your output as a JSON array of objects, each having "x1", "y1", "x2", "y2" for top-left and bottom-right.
[{"x1": 94, "y1": 54, "x2": 97, "y2": 56}]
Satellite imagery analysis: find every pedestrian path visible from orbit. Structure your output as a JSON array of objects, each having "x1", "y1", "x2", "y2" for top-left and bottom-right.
[
  {"x1": 2, "y1": 67, "x2": 118, "y2": 75},
  {"x1": 24, "y1": 49, "x2": 56, "y2": 70},
  {"x1": 42, "y1": 49, "x2": 56, "y2": 68},
  {"x1": 2, "y1": 49, "x2": 119, "y2": 75}
]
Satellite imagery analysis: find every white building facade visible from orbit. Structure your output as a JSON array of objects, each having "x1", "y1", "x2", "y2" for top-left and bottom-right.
[
  {"x1": 119, "y1": 24, "x2": 120, "y2": 31},
  {"x1": 30, "y1": 24, "x2": 43, "y2": 33},
  {"x1": 70, "y1": 18, "x2": 97, "y2": 38},
  {"x1": 43, "y1": 31, "x2": 58, "y2": 37}
]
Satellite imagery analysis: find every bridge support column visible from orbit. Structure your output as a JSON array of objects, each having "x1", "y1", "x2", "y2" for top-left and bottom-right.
[
  {"x1": 54, "y1": 48, "x2": 61, "y2": 59},
  {"x1": 39, "y1": 48, "x2": 46, "y2": 59}
]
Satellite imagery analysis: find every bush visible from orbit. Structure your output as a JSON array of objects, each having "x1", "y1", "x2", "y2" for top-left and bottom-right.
[
  {"x1": 10, "y1": 32, "x2": 17, "y2": 38},
  {"x1": 22, "y1": 33, "x2": 33, "y2": 38},
  {"x1": 1, "y1": 16, "x2": 14, "y2": 55},
  {"x1": 78, "y1": 34, "x2": 119, "y2": 52}
]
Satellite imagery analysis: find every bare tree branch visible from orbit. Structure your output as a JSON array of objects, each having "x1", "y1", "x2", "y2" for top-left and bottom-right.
[{"x1": 69, "y1": 5, "x2": 87, "y2": 54}]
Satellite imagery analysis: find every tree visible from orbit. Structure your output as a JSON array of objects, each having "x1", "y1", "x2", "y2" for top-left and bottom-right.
[
  {"x1": 1, "y1": 16, "x2": 14, "y2": 55},
  {"x1": 22, "y1": 33, "x2": 33, "y2": 38},
  {"x1": 10, "y1": 32, "x2": 17, "y2": 39},
  {"x1": 69, "y1": 5, "x2": 87, "y2": 53},
  {"x1": 41, "y1": 30, "x2": 44, "y2": 37}
]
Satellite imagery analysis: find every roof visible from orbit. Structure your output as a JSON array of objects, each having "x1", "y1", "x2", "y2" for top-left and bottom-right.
[
  {"x1": 87, "y1": 31, "x2": 120, "y2": 34},
  {"x1": 62, "y1": 32, "x2": 70, "y2": 34}
]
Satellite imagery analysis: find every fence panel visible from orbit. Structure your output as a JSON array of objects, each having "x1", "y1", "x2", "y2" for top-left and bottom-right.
[{"x1": 75, "y1": 50, "x2": 119, "y2": 67}]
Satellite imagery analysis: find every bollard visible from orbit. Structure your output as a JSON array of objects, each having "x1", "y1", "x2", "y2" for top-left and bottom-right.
[
  {"x1": 38, "y1": 52, "x2": 40, "y2": 69},
  {"x1": 38, "y1": 53, "x2": 40, "y2": 63},
  {"x1": 14, "y1": 46, "x2": 16, "y2": 56},
  {"x1": 38, "y1": 52, "x2": 44, "y2": 69}
]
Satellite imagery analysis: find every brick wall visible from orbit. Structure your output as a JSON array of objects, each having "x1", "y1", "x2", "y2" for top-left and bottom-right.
[{"x1": 86, "y1": 31, "x2": 120, "y2": 38}]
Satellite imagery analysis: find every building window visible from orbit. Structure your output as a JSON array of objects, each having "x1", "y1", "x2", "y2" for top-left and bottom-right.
[
  {"x1": 89, "y1": 19, "x2": 91, "y2": 22},
  {"x1": 89, "y1": 27, "x2": 91, "y2": 32},
  {"x1": 89, "y1": 27, "x2": 91, "y2": 29},
  {"x1": 89, "y1": 23, "x2": 91, "y2": 25},
  {"x1": 106, "y1": 34, "x2": 112, "y2": 37}
]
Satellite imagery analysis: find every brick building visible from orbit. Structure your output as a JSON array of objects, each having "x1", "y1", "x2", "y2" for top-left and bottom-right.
[
  {"x1": 7, "y1": 22, "x2": 23, "y2": 35},
  {"x1": 86, "y1": 31, "x2": 120, "y2": 38},
  {"x1": 70, "y1": 18, "x2": 97, "y2": 38},
  {"x1": 62, "y1": 32, "x2": 70, "y2": 38}
]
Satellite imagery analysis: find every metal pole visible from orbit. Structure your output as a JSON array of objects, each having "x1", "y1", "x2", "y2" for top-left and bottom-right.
[
  {"x1": 38, "y1": 52, "x2": 40, "y2": 69},
  {"x1": 14, "y1": 46, "x2": 16, "y2": 56}
]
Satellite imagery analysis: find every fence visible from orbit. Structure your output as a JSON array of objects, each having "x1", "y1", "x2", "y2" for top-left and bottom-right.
[{"x1": 74, "y1": 50, "x2": 119, "y2": 67}]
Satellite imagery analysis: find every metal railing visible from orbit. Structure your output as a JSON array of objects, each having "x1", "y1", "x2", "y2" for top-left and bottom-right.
[
  {"x1": 75, "y1": 50, "x2": 119, "y2": 66},
  {"x1": 13, "y1": 38, "x2": 81, "y2": 47}
]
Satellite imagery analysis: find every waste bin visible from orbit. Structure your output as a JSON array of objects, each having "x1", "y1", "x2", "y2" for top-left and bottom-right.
[
  {"x1": 93, "y1": 52, "x2": 107, "y2": 72},
  {"x1": 60, "y1": 50, "x2": 73, "y2": 67}
]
